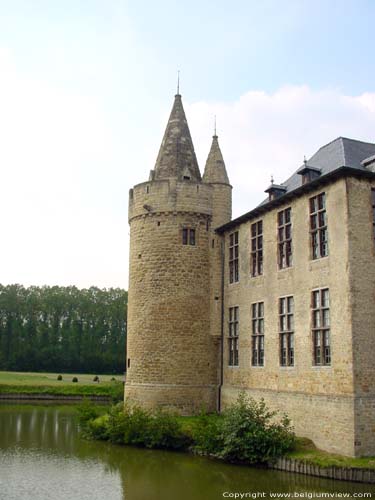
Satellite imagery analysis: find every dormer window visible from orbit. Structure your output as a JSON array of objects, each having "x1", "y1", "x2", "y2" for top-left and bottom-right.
[
  {"x1": 265, "y1": 183, "x2": 287, "y2": 202},
  {"x1": 183, "y1": 175, "x2": 191, "y2": 180},
  {"x1": 297, "y1": 162, "x2": 321, "y2": 185},
  {"x1": 361, "y1": 155, "x2": 375, "y2": 173}
]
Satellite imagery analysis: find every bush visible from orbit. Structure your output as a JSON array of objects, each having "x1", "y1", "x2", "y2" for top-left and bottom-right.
[
  {"x1": 93, "y1": 375, "x2": 100, "y2": 382},
  {"x1": 72, "y1": 377, "x2": 78, "y2": 383},
  {"x1": 78, "y1": 394, "x2": 295, "y2": 463},
  {"x1": 57, "y1": 374, "x2": 62, "y2": 381},
  {"x1": 143, "y1": 409, "x2": 191, "y2": 450},
  {"x1": 111, "y1": 377, "x2": 116, "y2": 382},
  {"x1": 216, "y1": 394, "x2": 295, "y2": 464},
  {"x1": 108, "y1": 381, "x2": 124, "y2": 403},
  {"x1": 191, "y1": 412, "x2": 223, "y2": 455},
  {"x1": 80, "y1": 402, "x2": 190, "y2": 450}
]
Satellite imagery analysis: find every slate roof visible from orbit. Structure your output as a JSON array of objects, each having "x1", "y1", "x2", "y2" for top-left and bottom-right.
[
  {"x1": 202, "y1": 135, "x2": 230, "y2": 185},
  {"x1": 217, "y1": 137, "x2": 375, "y2": 233},
  {"x1": 280, "y1": 137, "x2": 375, "y2": 195},
  {"x1": 153, "y1": 94, "x2": 201, "y2": 182}
]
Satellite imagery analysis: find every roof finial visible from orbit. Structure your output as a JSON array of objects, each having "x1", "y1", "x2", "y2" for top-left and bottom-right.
[
  {"x1": 304, "y1": 155, "x2": 307, "y2": 166},
  {"x1": 177, "y1": 70, "x2": 180, "y2": 95},
  {"x1": 214, "y1": 115, "x2": 217, "y2": 137},
  {"x1": 271, "y1": 174, "x2": 274, "y2": 185}
]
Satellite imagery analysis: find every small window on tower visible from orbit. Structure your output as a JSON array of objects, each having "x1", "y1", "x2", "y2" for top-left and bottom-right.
[{"x1": 182, "y1": 228, "x2": 196, "y2": 246}]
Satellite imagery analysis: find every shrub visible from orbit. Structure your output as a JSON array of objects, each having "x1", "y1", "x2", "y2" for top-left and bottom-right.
[
  {"x1": 57, "y1": 374, "x2": 62, "y2": 381},
  {"x1": 111, "y1": 377, "x2": 116, "y2": 382},
  {"x1": 108, "y1": 380, "x2": 124, "y2": 403},
  {"x1": 93, "y1": 375, "x2": 100, "y2": 382},
  {"x1": 216, "y1": 394, "x2": 295, "y2": 464},
  {"x1": 77, "y1": 399, "x2": 102, "y2": 437},
  {"x1": 72, "y1": 377, "x2": 78, "y2": 383},
  {"x1": 143, "y1": 409, "x2": 192, "y2": 450},
  {"x1": 77, "y1": 394, "x2": 295, "y2": 463},
  {"x1": 191, "y1": 412, "x2": 223, "y2": 455}
]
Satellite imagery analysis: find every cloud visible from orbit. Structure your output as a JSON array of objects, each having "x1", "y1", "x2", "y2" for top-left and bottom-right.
[
  {"x1": 0, "y1": 57, "x2": 374, "y2": 288},
  {"x1": 186, "y1": 86, "x2": 375, "y2": 217}
]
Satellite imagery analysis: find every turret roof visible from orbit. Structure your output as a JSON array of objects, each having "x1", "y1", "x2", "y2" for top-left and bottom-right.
[
  {"x1": 203, "y1": 135, "x2": 230, "y2": 185},
  {"x1": 154, "y1": 94, "x2": 201, "y2": 181}
]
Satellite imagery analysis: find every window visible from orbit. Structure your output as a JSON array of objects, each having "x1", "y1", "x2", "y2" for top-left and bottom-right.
[
  {"x1": 279, "y1": 296, "x2": 294, "y2": 366},
  {"x1": 372, "y1": 189, "x2": 375, "y2": 244},
  {"x1": 229, "y1": 231, "x2": 239, "y2": 283},
  {"x1": 312, "y1": 289, "x2": 331, "y2": 366},
  {"x1": 278, "y1": 208, "x2": 292, "y2": 268},
  {"x1": 182, "y1": 228, "x2": 195, "y2": 246},
  {"x1": 310, "y1": 193, "x2": 328, "y2": 259},
  {"x1": 251, "y1": 302, "x2": 264, "y2": 366},
  {"x1": 228, "y1": 306, "x2": 239, "y2": 366},
  {"x1": 251, "y1": 221, "x2": 263, "y2": 276}
]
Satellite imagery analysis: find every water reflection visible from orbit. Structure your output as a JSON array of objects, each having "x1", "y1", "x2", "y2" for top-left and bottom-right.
[{"x1": 0, "y1": 405, "x2": 374, "y2": 500}]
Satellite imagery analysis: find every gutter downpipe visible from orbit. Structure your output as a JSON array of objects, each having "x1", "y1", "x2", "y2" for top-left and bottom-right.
[{"x1": 218, "y1": 237, "x2": 225, "y2": 413}]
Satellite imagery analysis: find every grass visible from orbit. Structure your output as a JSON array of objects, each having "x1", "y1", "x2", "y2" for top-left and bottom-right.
[
  {"x1": 287, "y1": 438, "x2": 375, "y2": 470},
  {"x1": 0, "y1": 371, "x2": 124, "y2": 400}
]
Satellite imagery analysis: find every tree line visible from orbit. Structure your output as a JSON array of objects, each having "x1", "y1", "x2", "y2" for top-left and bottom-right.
[{"x1": 0, "y1": 284, "x2": 127, "y2": 374}]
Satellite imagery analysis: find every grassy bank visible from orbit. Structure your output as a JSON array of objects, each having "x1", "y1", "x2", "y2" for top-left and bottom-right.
[
  {"x1": 287, "y1": 438, "x2": 375, "y2": 470},
  {"x1": 0, "y1": 371, "x2": 124, "y2": 401}
]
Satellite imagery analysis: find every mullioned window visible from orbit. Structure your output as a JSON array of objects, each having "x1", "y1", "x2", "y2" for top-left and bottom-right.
[
  {"x1": 228, "y1": 306, "x2": 239, "y2": 366},
  {"x1": 310, "y1": 193, "x2": 328, "y2": 259},
  {"x1": 229, "y1": 231, "x2": 239, "y2": 283},
  {"x1": 251, "y1": 302, "x2": 264, "y2": 366}
]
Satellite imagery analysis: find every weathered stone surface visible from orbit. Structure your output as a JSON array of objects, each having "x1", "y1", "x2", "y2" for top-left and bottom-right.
[{"x1": 153, "y1": 94, "x2": 201, "y2": 182}]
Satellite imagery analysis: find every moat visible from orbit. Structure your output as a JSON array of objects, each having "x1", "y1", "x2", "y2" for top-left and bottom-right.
[{"x1": 0, "y1": 404, "x2": 374, "y2": 500}]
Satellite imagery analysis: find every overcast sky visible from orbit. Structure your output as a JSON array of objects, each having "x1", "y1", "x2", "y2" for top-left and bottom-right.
[{"x1": 0, "y1": 0, "x2": 374, "y2": 289}]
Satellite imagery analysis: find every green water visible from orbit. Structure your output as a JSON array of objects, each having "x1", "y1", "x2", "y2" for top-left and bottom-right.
[{"x1": 0, "y1": 405, "x2": 374, "y2": 500}]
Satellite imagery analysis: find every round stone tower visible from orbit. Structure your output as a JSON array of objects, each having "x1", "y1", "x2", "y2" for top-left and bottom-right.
[{"x1": 125, "y1": 93, "x2": 231, "y2": 414}]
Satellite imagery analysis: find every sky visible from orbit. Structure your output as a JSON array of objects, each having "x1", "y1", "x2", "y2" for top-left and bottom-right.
[{"x1": 0, "y1": 0, "x2": 374, "y2": 289}]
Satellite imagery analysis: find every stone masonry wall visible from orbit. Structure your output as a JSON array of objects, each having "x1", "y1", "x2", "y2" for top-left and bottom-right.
[
  {"x1": 126, "y1": 178, "x2": 219, "y2": 413},
  {"x1": 346, "y1": 177, "x2": 375, "y2": 456},
  {"x1": 221, "y1": 178, "x2": 357, "y2": 455}
]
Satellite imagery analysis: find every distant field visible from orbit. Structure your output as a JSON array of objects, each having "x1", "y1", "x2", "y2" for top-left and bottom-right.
[
  {"x1": 0, "y1": 371, "x2": 124, "y2": 400},
  {"x1": 0, "y1": 371, "x2": 123, "y2": 386}
]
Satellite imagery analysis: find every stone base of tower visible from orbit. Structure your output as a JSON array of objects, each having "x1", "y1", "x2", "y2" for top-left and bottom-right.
[{"x1": 124, "y1": 383, "x2": 218, "y2": 415}]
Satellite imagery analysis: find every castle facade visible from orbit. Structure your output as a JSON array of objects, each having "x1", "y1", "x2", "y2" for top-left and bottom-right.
[{"x1": 125, "y1": 93, "x2": 375, "y2": 457}]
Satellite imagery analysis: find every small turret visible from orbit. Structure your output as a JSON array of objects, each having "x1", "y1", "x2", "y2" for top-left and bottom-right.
[
  {"x1": 203, "y1": 131, "x2": 232, "y2": 229},
  {"x1": 203, "y1": 134, "x2": 230, "y2": 185}
]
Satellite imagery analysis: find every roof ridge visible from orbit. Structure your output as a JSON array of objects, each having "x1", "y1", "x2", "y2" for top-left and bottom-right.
[
  {"x1": 340, "y1": 136, "x2": 375, "y2": 146},
  {"x1": 340, "y1": 137, "x2": 347, "y2": 166}
]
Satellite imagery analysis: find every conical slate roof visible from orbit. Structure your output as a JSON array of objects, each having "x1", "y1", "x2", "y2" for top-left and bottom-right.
[
  {"x1": 203, "y1": 135, "x2": 230, "y2": 184},
  {"x1": 154, "y1": 94, "x2": 201, "y2": 181}
]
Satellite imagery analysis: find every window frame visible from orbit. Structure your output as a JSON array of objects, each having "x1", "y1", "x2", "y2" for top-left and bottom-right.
[
  {"x1": 251, "y1": 302, "x2": 264, "y2": 367},
  {"x1": 229, "y1": 231, "x2": 239, "y2": 284},
  {"x1": 182, "y1": 227, "x2": 196, "y2": 246},
  {"x1": 250, "y1": 221, "x2": 263, "y2": 277},
  {"x1": 279, "y1": 296, "x2": 294, "y2": 367},
  {"x1": 309, "y1": 192, "x2": 328, "y2": 259},
  {"x1": 228, "y1": 306, "x2": 239, "y2": 367},
  {"x1": 311, "y1": 288, "x2": 331, "y2": 366},
  {"x1": 277, "y1": 208, "x2": 292, "y2": 269}
]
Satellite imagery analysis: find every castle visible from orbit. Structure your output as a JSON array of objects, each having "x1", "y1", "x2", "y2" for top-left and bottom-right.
[{"x1": 125, "y1": 92, "x2": 375, "y2": 457}]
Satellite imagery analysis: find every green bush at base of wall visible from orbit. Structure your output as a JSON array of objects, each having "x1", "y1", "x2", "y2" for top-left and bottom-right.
[{"x1": 78, "y1": 394, "x2": 295, "y2": 464}]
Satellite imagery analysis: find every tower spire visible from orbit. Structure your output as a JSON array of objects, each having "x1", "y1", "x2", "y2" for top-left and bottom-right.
[
  {"x1": 203, "y1": 128, "x2": 230, "y2": 185},
  {"x1": 153, "y1": 93, "x2": 201, "y2": 181}
]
